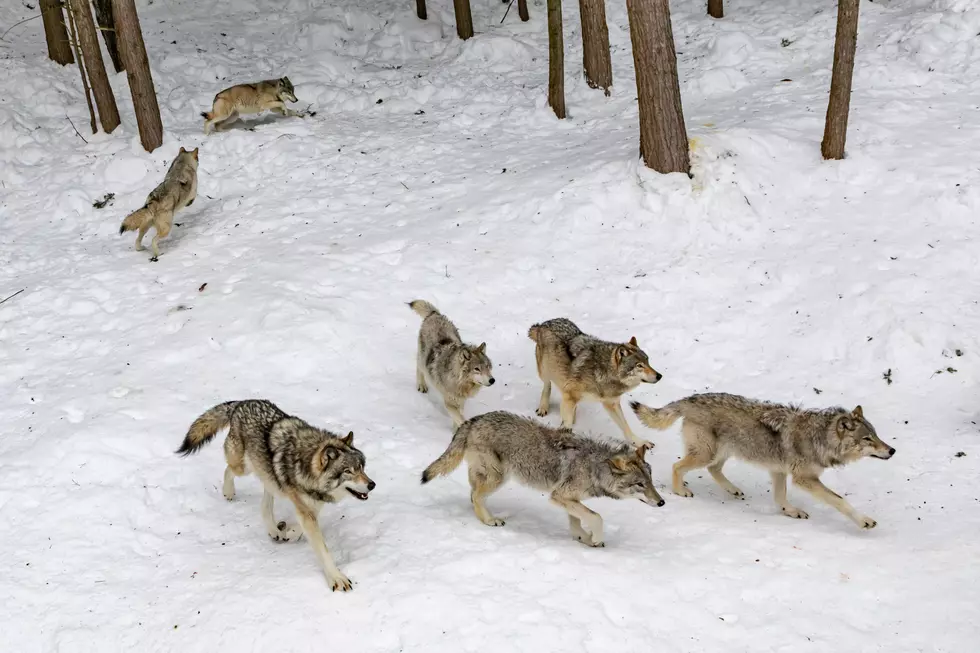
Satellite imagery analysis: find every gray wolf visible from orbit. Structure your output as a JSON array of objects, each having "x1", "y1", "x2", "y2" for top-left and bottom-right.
[
  {"x1": 119, "y1": 147, "x2": 199, "y2": 261},
  {"x1": 528, "y1": 318, "x2": 661, "y2": 448},
  {"x1": 409, "y1": 300, "x2": 494, "y2": 429},
  {"x1": 202, "y1": 77, "x2": 304, "y2": 134},
  {"x1": 631, "y1": 393, "x2": 895, "y2": 529},
  {"x1": 421, "y1": 410, "x2": 664, "y2": 547},
  {"x1": 176, "y1": 399, "x2": 375, "y2": 591}
]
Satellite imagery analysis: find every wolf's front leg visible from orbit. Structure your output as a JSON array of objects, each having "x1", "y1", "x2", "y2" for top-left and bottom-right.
[
  {"x1": 553, "y1": 496, "x2": 604, "y2": 547},
  {"x1": 603, "y1": 400, "x2": 653, "y2": 450},
  {"x1": 445, "y1": 398, "x2": 465, "y2": 430},
  {"x1": 291, "y1": 497, "x2": 353, "y2": 591},
  {"x1": 793, "y1": 475, "x2": 875, "y2": 529},
  {"x1": 567, "y1": 515, "x2": 600, "y2": 546},
  {"x1": 262, "y1": 490, "x2": 302, "y2": 542}
]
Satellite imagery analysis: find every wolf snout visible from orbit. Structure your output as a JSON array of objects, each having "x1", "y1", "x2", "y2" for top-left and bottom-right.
[
  {"x1": 656, "y1": 499, "x2": 665, "y2": 507},
  {"x1": 488, "y1": 377, "x2": 496, "y2": 386},
  {"x1": 654, "y1": 372, "x2": 663, "y2": 382},
  {"x1": 367, "y1": 480, "x2": 377, "y2": 491}
]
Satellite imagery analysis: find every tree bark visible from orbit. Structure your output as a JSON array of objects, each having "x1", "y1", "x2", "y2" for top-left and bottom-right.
[
  {"x1": 416, "y1": 0, "x2": 427, "y2": 20},
  {"x1": 627, "y1": 0, "x2": 690, "y2": 174},
  {"x1": 69, "y1": 0, "x2": 120, "y2": 133},
  {"x1": 453, "y1": 0, "x2": 473, "y2": 40},
  {"x1": 707, "y1": 0, "x2": 723, "y2": 19},
  {"x1": 40, "y1": 0, "x2": 74, "y2": 65},
  {"x1": 518, "y1": 0, "x2": 530, "y2": 21},
  {"x1": 65, "y1": 0, "x2": 96, "y2": 132},
  {"x1": 93, "y1": 0, "x2": 124, "y2": 72},
  {"x1": 821, "y1": 0, "x2": 859, "y2": 160},
  {"x1": 547, "y1": 0, "x2": 566, "y2": 119},
  {"x1": 112, "y1": 0, "x2": 163, "y2": 152},
  {"x1": 579, "y1": 0, "x2": 612, "y2": 95}
]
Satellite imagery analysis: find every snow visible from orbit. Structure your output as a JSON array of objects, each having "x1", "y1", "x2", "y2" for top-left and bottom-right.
[{"x1": 1, "y1": 0, "x2": 978, "y2": 650}]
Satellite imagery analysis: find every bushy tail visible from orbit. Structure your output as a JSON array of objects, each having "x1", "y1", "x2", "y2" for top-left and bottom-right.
[
  {"x1": 420, "y1": 428, "x2": 468, "y2": 484},
  {"x1": 119, "y1": 207, "x2": 150, "y2": 234},
  {"x1": 630, "y1": 401, "x2": 681, "y2": 430},
  {"x1": 176, "y1": 401, "x2": 238, "y2": 456},
  {"x1": 200, "y1": 111, "x2": 212, "y2": 120},
  {"x1": 408, "y1": 300, "x2": 440, "y2": 320}
]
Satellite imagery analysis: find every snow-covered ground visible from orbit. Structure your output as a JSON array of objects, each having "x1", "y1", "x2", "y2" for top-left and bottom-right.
[{"x1": 1, "y1": 0, "x2": 979, "y2": 650}]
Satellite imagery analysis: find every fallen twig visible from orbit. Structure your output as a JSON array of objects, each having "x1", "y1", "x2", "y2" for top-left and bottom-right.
[
  {"x1": 0, "y1": 288, "x2": 25, "y2": 306},
  {"x1": 67, "y1": 115, "x2": 88, "y2": 143},
  {"x1": 0, "y1": 13, "x2": 40, "y2": 41},
  {"x1": 501, "y1": 0, "x2": 515, "y2": 23}
]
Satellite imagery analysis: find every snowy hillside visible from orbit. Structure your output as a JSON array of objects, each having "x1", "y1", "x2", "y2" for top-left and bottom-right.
[{"x1": 1, "y1": 0, "x2": 978, "y2": 650}]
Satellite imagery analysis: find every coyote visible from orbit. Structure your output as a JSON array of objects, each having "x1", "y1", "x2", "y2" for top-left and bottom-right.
[
  {"x1": 177, "y1": 399, "x2": 375, "y2": 591},
  {"x1": 632, "y1": 393, "x2": 895, "y2": 529},
  {"x1": 119, "y1": 147, "x2": 198, "y2": 261},
  {"x1": 202, "y1": 77, "x2": 305, "y2": 134},
  {"x1": 421, "y1": 411, "x2": 664, "y2": 547}
]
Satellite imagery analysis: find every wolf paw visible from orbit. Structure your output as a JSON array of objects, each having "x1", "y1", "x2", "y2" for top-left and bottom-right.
[
  {"x1": 135, "y1": 243, "x2": 145, "y2": 252},
  {"x1": 149, "y1": 256, "x2": 159, "y2": 263},
  {"x1": 673, "y1": 486, "x2": 694, "y2": 498},
  {"x1": 575, "y1": 534, "x2": 605, "y2": 547},
  {"x1": 482, "y1": 517, "x2": 505, "y2": 527},
  {"x1": 223, "y1": 490, "x2": 235, "y2": 501},
  {"x1": 329, "y1": 573, "x2": 353, "y2": 592},
  {"x1": 726, "y1": 488, "x2": 745, "y2": 499},
  {"x1": 781, "y1": 507, "x2": 809, "y2": 520},
  {"x1": 270, "y1": 521, "x2": 303, "y2": 542},
  {"x1": 536, "y1": 406, "x2": 549, "y2": 417},
  {"x1": 857, "y1": 516, "x2": 877, "y2": 529},
  {"x1": 417, "y1": 383, "x2": 428, "y2": 393}
]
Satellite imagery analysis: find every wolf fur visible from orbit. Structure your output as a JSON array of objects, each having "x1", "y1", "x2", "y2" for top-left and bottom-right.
[
  {"x1": 409, "y1": 300, "x2": 494, "y2": 429},
  {"x1": 421, "y1": 411, "x2": 664, "y2": 546},
  {"x1": 202, "y1": 77, "x2": 303, "y2": 134},
  {"x1": 631, "y1": 393, "x2": 896, "y2": 529},
  {"x1": 119, "y1": 147, "x2": 199, "y2": 261},
  {"x1": 528, "y1": 318, "x2": 662, "y2": 448},
  {"x1": 177, "y1": 399, "x2": 375, "y2": 591}
]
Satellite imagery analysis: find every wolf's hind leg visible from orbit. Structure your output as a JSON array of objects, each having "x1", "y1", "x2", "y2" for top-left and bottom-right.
[
  {"x1": 707, "y1": 457, "x2": 743, "y2": 498},
  {"x1": 536, "y1": 380, "x2": 551, "y2": 417},
  {"x1": 222, "y1": 431, "x2": 246, "y2": 500},
  {"x1": 468, "y1": 460, "x2": 506, "y2": 527}
]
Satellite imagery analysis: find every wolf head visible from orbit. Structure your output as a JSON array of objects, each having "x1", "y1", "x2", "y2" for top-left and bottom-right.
[
  {"x1": 834, "y1": 406, "x2": 895, "y2": 463},
  {"x1": 278, "y1": 76, "x2": 298, "y2": 103},
  {"x1": 311, "y1": 432, "x2": 375, "y2": 501},
  {"x1": 604, "y1": 445, "x2": 665, "y2": 507},
  {"x1": 613, "y1": 337, "x2": 662, "y2": 387},
  {"x1": 460, "y1": 342, "x2": 495, "y2": 387}
]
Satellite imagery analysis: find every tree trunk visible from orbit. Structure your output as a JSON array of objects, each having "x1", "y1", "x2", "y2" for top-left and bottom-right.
[
  {"x1": 821, "y1": 0, "x2": 859, "y2": 160},
  {"x1": 65, "y1": 0, "x2": 96, "y2": 132},
  {"x1": 707, "y1": 0, "x2": 723, "y2": 19},
  {"x1": 93, "y1": 0, "x2": 124, "y2": 72},
  {"x1": 69, "y1": 0, "x2": 120, "y2": 133},
  {"x1": 112, "y1": 0, "x2": 163, "y2": 152},
  {"x1": 453, "y1": 0, "x2": 473, "y2": 40},
  {"x1": 547, "y1": 0, "x2": 566, "y2": 119},
  {"x1": 579, "y1": 0, "x2": 612, "y2": 95},
  {"x1": 627, "y1": 0, "x2": 690, "y2": 174},
  {"x1": 40, "y1": 0, "x2": 74, "y2": 65},
  {"x1": 416, "y1": 0, "x2": 426, "y2": 20},
  {"x1": 518, "y1": 0, "x2": 530, "y2": 21}
]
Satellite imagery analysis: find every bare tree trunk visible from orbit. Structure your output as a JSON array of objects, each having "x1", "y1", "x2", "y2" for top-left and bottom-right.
[
  {"x1": 416, "y1": 0, "x2": 427, "y2": 20},
  {"x1": 518, "y1": 0, "x2": 530, "y2": 21},
  {"x1": 93, "y1": 0, "x2": 124, "y2": 72},
  {"x1": 821, "y1": 0, "x2": 859, "y2": 160},
  {"x1": 454, "y1": 0, "x2": 473, "y2": 40},
  {"x1": 69, "y1": 0, "x2": 120, "y2": 133},
  {"x1": 707, "y1": 0, "x2": 723, "y2": 19},
  {"x1": 65, "y1": 1, "x2": 96, "y2": 132},
  {"x1": 627, "y1": 0, "x2": 690, "y2": 174},
  {"x1": 40, "y1": 0, "x2": 74, "y2": 65},
  {"x1": 579, "y1": 0, "x2": 612, "y2": 95},
  {"x1": 112, "y1": 0, "x2": 163, "y2": 152},
  {"x1": 547, "y1": 0, "x2": 566, "y2": 119}
]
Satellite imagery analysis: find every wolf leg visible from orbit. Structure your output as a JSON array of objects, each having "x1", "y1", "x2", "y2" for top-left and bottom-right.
[
  {"x1": 707, "y1": 457, "x2": 743, "y2": 498},
  {"x1": 290, "y1": 496, "x2": 353, "y2": 591},
  {"x1": 272, "y1": 103, "x2": 303, "y2": 118},
  {"x1": 149, "y1": 220, "x2": 172, "y2": 261},
  {"x1": 214, "y1": 111, "x2": 239, "y2": 132},
  {"x1": 262, "y1": 489, "x2": 302, "y2": 542},
  {"x1": 771, "y1": 472, "x2": 808, "y2": 519},
  {"x1": 536, "y1": 380, "x2": 551, "y2": 417},
  {"x1": 567, "y1": 515, "x2": 600, "y2": 547},
  {"x1": 468, "y1": 462, "x2": 505, "y2": 526},
  {"x1": 135, "y1": 224, "x2": 149, "y2": 251},
  {"x1": 559, "y1": 393, "x2": 578, "y2": 428},
  {"x1": 552, "y1": 496, "x2": 603, "y2": 547},
  {"x1": 222, "y1": 433, "x2": 246, "y2": 500},
  {"x1": 445, "y1": 398, "x2": 465, "y2": 430},
  {"x1": 602, "y1": 400, "x2": 653, "y2": 449},
  {"x1": 793, "y1": 475, "x2": 875, "y2": 529},
  {"x1": 416, "y1": 357, "x2": 428, "y2": 393}
]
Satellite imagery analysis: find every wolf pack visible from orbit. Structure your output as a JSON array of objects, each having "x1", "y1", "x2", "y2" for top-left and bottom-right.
[{"x1": 123, "y1": 77, "x2": 897, "y2": 593}]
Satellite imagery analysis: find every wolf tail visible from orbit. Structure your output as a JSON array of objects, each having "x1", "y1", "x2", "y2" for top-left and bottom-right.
[
  {"x1": 176, "y1": 401, "x2": 239, "y2": 456},
  {"x1": 420, "y1": 427, "x2": 468, "y2": 484},
  {"x1": 200, "y1": 111, "x2": 212, "y2": 120},
  {"x1": 630, "y1": 401, "x2": 682, "y2": 430},
  {"x1": 119, "y1": 207, "x2": 150, "y2": 234},
  {"x1": 408, "y1": 300, "x2": 440, "y2": 320}
]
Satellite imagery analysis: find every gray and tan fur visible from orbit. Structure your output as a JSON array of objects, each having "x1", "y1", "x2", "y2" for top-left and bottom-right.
[
  {"x1": 177, "y1": 399, "x2": 375, "y2": 591},
  {"x1": 119, "y1": 147, "x2": 199, "y2": 261},
  {"x1": 409, "y1": 300, "x2": 494, "y2": 429},
  {"x1": 529, "y1": 318, "x2": 661, "y2": 448},
  {"x1": 421, "y1": 411, "x2": 664, "y2": 546},
  {"x1": 631, "y1": 393, "x2": 895, "y2": 529},
  {"x1": 202, "y1": 77, "x2": 304, "y2": 134}
]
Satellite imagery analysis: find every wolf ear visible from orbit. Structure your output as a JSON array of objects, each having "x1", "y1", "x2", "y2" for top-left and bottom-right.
[
  {"x1": 319, "y1": 444, "x2": 341, "y2": 468},
  {"x1": 342, "y1": 431, "x2": 354, "y2": 446},
  {"x1": 635, "y1": 443, "x2": 651, "y2": 460},
  {"x1": 461, "y1": 348, "x2": 472, "y2": 360},
  {"x1": 282, "y1": 76, "x2": 291, "y2": 85},
  {"x1": 608, "y1": 455, "x2": 631, "y2": 473},
  {"x1": 191, "y1": 147, "x2": 199, "y2": 160},
  {"x1": 852, "y1": 405, "x2": 863, "y2": 419},
  {"x1": 179, "y1": 147, "x2": 186, "y2": 153},
  {"x1": 614, "y1": 346, "x2": 630, "y2": 363},
  {"x1": 837, "y1": 415, "x2": 856, "y2": 433},
  {"x1": 629, "y1": 336, "x2": 638, "y2": 347},
  {"x1": 477, "y1": 342, "x2": 486, "y2": 353}
]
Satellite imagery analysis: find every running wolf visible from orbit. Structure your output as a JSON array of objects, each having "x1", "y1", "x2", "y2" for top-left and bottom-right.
[
  {"x1": 528, "y1": 318, "x2": 661, "y2": 448},
  {"x1": 176, "y1": 399, "x2": 375, "y2": 591},
  {"x1": 631, "y1": 393, "x2": 895, "y2": 529},
  {"x1": 421, "y1": 411, "x2": 664, "y2": 547},
  {"x1": 201, "y1": 77, "x2": 305, "y2": 134},
  {"x1": 119, "y1": 147, "x2": 199, "y2": 261},
  {"x1": 409, "y1": 300, "x2": 494, "y2": 429}
]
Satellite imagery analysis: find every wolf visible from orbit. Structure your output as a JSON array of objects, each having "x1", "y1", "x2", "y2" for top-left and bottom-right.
[
  {"x1": 119, "y1": 147, "x2": 198, "y2": 261},
  {"x1": 528, "y1": 318, "x2": 662, "y2": 448},
  {"x1": 202, "y1": 77, "x2": 305, "y2": 134},
  {"x1": 409, "y1": 300, "x2": 494, "y2": 429},
  {"x1": 631, "y1": 393, "x2": 896, "y2": 529},
  {"x1": 421, "y1": 411, "x2": 664, "y2": 547},
  {"x1": 176, "y1": 399, "x2": 375, "y2": 591}
]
